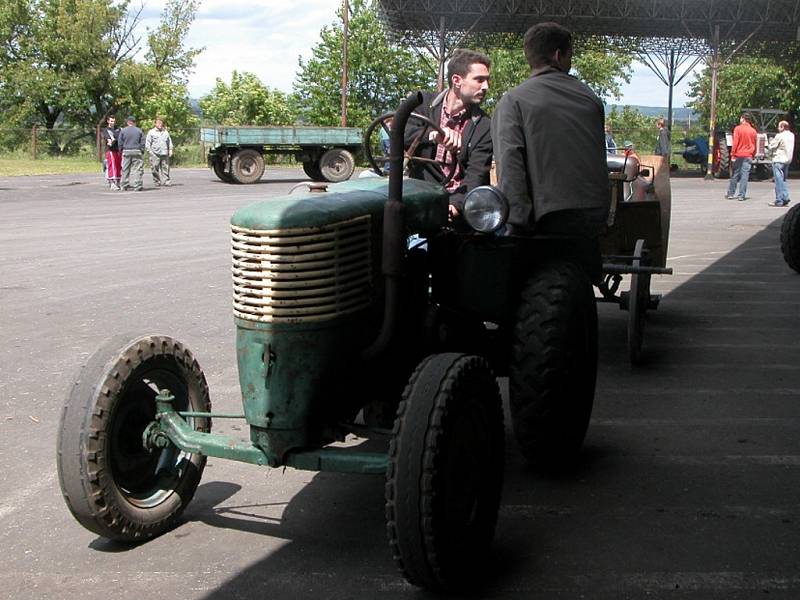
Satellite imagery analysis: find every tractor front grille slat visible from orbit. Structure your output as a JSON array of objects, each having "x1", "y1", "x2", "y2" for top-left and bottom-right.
[{"x1": 231, "y1": 215, "x2": 372, "y2": 323}]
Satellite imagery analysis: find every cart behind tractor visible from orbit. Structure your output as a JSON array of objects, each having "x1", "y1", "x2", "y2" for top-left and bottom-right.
[{"x1": 57, "y1": 92, "x2": 669, "y2": 593}]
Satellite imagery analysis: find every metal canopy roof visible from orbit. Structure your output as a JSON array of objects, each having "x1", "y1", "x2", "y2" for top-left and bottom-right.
[{"x1": 377, "y1": 0, "x2": 800, "y2": 42}]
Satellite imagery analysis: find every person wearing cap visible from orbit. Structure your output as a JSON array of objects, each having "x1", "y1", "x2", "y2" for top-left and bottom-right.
[
  {"x1": 145, "y1": 117, "x2": 173, "y2": 187},
  {"x1": 118, "y1": 115, "x2": 145, "y2": 191}
]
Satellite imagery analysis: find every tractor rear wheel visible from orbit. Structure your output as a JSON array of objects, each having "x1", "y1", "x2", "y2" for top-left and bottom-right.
[
  {"x1": 231, "y1": 149, "x2": 265, "y2": 184},
  {"x1": 56, "y1": 334, "x2": 210, "y2": 542},
  {"x1": 509, "y1": 261, "x2": 598, "y2": 468},
  {"x1": 781, "y1": 204, "x2": 800, "y2": 273},
  {"x1": 385, "y1": 353, "x2": 504, "y2": 593}
]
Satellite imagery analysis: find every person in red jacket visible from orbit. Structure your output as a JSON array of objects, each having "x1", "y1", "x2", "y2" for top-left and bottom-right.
[{"x1": 725, "y1": 112, "x2": 757, "y2": 200}]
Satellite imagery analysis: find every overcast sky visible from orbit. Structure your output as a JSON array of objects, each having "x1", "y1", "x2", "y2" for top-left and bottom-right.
[{"x1": 138, "y1": 0, "x2": 700, "y2": 107}]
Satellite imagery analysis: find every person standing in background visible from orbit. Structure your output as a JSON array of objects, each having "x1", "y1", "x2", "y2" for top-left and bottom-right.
[
  {"x1": 725, "y1": 113, "x2": 758, "y2": 201},
  {"x1": 605, "y1": 124, "x2": 617, "y2": 155},
  {"x1": 654, "y1": 117, "x2": 670, "y2": 156},
  {"x1": 145, "y1": 118, "x2": 173, "y2": 187},
  {"x1": 768, "y1": 120, "x2": 796, "y2": 207},
  {"x1": 118, "y1": 116, "x2": 145, "y2": 192},
  {"x1": 102, "y1": 115, "x2": 121, "y2": 190}
]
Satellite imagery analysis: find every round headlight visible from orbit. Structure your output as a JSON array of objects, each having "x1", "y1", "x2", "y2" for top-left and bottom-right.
[{"x1": 463, "y1": 186, "x2": 509, "y2": 233}]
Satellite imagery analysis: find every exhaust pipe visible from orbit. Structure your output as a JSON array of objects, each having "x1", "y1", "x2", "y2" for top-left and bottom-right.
[{"x1": 362, "y1": 91, "x2": 423, "y2": 361}]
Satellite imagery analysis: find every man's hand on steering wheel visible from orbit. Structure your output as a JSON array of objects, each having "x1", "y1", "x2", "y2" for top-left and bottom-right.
[{"x1": 429, "y1": 126, "x2": 462, "y2": 153}]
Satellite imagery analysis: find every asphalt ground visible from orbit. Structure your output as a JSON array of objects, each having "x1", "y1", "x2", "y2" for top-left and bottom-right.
[{"x1": 1, "y1": 166, "x2": 798, "y2": 599}]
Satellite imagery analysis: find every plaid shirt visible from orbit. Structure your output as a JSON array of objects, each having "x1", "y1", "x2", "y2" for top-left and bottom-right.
[{"x1": 436, "y1": 95, "x2": 468, "y2": 191}]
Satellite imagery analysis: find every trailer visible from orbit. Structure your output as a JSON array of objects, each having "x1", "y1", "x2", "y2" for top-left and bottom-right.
[{"x1": 202, "y1": 125, "x2": 362, "y2": 184}]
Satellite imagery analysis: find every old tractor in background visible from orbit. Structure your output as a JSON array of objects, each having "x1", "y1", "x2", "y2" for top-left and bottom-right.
[
  {"x1": 58, "y1": 93, "x2": 604, "y2": 593},
  {"x1": 711, "y1": 108, "x2": 796, "y2": 179}
]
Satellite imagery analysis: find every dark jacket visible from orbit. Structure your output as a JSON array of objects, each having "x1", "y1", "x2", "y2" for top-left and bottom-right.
[
  {"x1": 102, "y1": 127, "x2": 120, "y2": 152},
  {"x1": 405, "y1": 90, "x2": 493, "y2": 210},
  {"x1": 492, "y1": 66, "x2": 609, "y2": 228},
  {"x1": 654, "y1": 127, "x2": 671, "y2": 156},
  {"x1": 118, "y1": 125, "x2": 145, "y2": 152}
]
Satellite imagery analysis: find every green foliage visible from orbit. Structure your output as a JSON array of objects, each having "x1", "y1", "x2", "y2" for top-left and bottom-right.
[
  {"x1": 293, "y1": 0, "x2": 433, "y2": 128},
  {"x1": 687, "y1": 56, "x2": 796, "y2": 128},
  {"x1": 0, "y1": 0, "x2": 201, "y2": 150},
  {"x1": 606, "y1": 105, "x2": 659, "y2": 154},
  {"x1": 200, "y1": 72, "x2": 296, "y2": 125},
  {"x1": 470, "y1": 33, "x2": 633, "y2": 113}
]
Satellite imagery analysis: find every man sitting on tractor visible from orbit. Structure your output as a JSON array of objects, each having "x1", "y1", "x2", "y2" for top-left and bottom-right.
[
  {"x1": 492, "y1": 22, "x2": 609, "y2": 267},
  {"x1": 405, "y1": 49, "x2": 494, "y2": 223}
]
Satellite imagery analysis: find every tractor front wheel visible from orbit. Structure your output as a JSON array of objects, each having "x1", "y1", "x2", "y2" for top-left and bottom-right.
[
  {"x1": 385, "y1": 354, "x2": 504, "y2": 593},
  {"x1": 509, "y1": 261, "x2": 598, "y2": 468},
  {"x1": 56, "y1": 334, "x2": 210, "y2": 542}
]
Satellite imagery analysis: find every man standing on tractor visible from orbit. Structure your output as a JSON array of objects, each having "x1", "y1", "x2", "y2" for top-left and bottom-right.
[
  {"x1": 491, "y1": 22, "x2": 608, "y2": 257},
  {"x1": 405, "y1": 49, "x2": 493, "y2": 222},
  {"x1": 725, "y1": 112, "x2": 757, "y2": 201}
]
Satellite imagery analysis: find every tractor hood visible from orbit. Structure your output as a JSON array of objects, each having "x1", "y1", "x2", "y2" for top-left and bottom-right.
[{"x1": 231, "y1": 177, "x2": 448, "y2": 233}]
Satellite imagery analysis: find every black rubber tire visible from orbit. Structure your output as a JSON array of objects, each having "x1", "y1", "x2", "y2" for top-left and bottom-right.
[
  {"x1": 212, "y1": 158, "x2": 234, "y2": 183},
  {"x1": 714, "y1": 138, "x2": 730, "y2": 178},
  {"x1": 319, "y1": 148, "x2": 355, "y2": 182},
  {"x1": 56, "y1": 334, "x2": 210, "y2": 542},
  {"x1": 628, "y1": 239, "x2": 651, "y2": 365},
  {"x1": 302, "y1": 160, "x2": 323, "y2": 181},
  {"x1": 231, "y1": 148, "x2": 265, "y2": 184},
  {"x1": 509, "y1": 261, "x2": 598, "y2": 467},
  {"x1": 386, "y1": 353, "x2": 504, "y2": 593},
  {"x1": 780, "y1": 204, "x2": 800, "y2": 273}
]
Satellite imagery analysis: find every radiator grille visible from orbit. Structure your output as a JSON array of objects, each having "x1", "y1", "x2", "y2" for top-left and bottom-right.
[{"x1": 231, "y1": 215, "x2": 372, "y2": 323}]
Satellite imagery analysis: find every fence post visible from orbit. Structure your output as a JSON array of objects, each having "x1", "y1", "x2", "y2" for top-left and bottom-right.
[{"x1": 31, "y1": 125, "x2": 37, "y2": 160}]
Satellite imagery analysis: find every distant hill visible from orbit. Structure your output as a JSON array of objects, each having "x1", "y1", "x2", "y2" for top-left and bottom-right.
[{"x1": 606, "y1": 104, "x2": 700, "y2": 122}]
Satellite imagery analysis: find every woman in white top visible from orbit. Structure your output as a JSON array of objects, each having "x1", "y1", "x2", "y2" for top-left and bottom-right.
[{"x1": 768, "y1": 120, "x2": 796, "y2": 207}]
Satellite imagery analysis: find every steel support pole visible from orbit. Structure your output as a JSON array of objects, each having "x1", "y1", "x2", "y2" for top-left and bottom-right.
[
  {"x1": 436, "y1": 16, "x2": 446, "y2": 91},
  {"x1": 705, "y1": 25, "x2": 720, "y2": 180}
]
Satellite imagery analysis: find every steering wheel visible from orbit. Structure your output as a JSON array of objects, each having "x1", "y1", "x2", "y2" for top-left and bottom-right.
[{"x1": 363, "y1": 112, "x2": 458, "y2": 186}]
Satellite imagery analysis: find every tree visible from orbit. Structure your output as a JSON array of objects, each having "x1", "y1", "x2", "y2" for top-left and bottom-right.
[
  {"x1": 293, "y1": 0, "x2": 433, "y2": 128},
  {"x1": 470, "y1": 33, "x2": 633, "y2": 112},
  {"x1": 200, "y1": 71, "x2": 296, "y2": 125},
  {"x1": 686, "y1": 55, "x2": 798, "y2": 129},
  {"x1": 0, "y1": 0, "x2": 201, "y2": 140}
]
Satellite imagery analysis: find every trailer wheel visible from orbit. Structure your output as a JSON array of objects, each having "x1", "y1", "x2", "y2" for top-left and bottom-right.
[
  {"x1": 509, "y1": 261, "x2": 597, "y2": 468},
  {"x1": 319, "y1": 148, "x2": 355, "y2": 182},
  {"x1": 212, "y1": 158, "x2": 234, "y2": 183},
  {"x1": 56, "y1": 334, "x2": 210, "y2": 542},
  {"x1": 302, "y1": 160, "x2": 323, "y2": 181},
  {"x1": 231, "y1": 149, "x2": 265, "y2": 184},
  {"x1": 386, "y1": 354, "x2": 504, "y2": 593},
  {"x1": 780, "y1": 204, "x2": 800, "y2": 273}
]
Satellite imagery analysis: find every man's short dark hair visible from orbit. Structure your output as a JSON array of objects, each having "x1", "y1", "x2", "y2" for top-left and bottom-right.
[
  {"x1": 446, "y1": 49, "x2": 491, "y2": 86},
  {"x1": 523, "y1": 22, "x2": 572, "y2": 69}
]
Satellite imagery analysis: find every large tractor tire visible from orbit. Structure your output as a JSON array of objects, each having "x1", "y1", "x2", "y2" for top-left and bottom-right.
[
  {"x1": 231, "y1": 149, "x2": 265, "y2": 184},
  {"x1": 713, "y1": 137, "x2": 730, "y2": 178},
  {"x1": 509, "y1": 261, "x2": 598, "y2": 468},
  {"x1": 780, "y1": 204, "x2": 800, "y2": 273},
  {"x1": 319, "y1": 148, "x2": 355, "y2": 182},
  {"x1": 386, "y1": 353, "x2": 504, "y2": 593},
  {"x1": 57, "y1": 334, "x2": 210, "y2": 542}
]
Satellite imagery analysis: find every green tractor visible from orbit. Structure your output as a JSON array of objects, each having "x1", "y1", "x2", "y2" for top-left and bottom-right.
[{"x1": 56, "y1": 93, "x2": 599, "y2": 592}]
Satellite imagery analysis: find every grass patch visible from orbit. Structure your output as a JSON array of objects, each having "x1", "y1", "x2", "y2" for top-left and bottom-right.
[{"x1": 0, "y1": 156, "x2": 101, "y2": 176}]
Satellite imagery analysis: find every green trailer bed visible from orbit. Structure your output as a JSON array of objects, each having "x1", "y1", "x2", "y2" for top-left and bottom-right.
[{"x1": 202, "y1": 125, "x2": 363, "y2": 184}]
